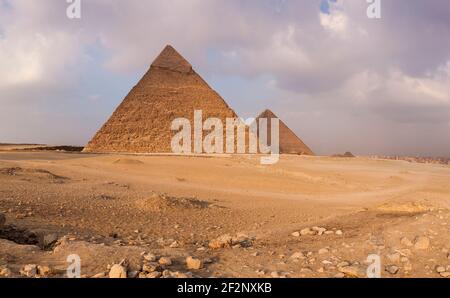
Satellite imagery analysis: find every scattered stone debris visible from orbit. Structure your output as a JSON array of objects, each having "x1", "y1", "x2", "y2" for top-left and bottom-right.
[
  {"x1": 209, "y1": 233, "x2": 253, "y2": 249},
  {"x1": 0, "y1": 265, "x2": 12, "y2": 277},
  {"x1": 20, "y1": 264, "x2": 38, "y2": 277}
]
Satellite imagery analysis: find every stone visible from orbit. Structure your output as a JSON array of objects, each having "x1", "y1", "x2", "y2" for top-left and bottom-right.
[
  {"x1": 270, "y1": 271, "x2": 280, "y2": 278},
  {"x1": 40, "y1": 233, "x2": 59, "y2": 249},
  {"x1": 158, "y1": 257, "x2": 172, "y2": 266},
  {"x1": 169, "y1": 241, "x2": 180, "y2": 248},
  {"x1": 400, "y1": 237, "x2": 413, "y2": 247},
  {"x1": 337, "y1": 261, "x2": 351, "y2": 268},
  {"x1": 147, "y1": 271, "x2": 162, "y2": 278},
  {"x1": 335, "y1": 230, "x2": 343, "y2": 235},
  {"x1": 334, "y1": 272, "x2": 345, "y2": 278},
  {"x1": 209, "y1": 234, "x2": 233, "y2": 249},
  {"x1": 435, "y1": 266, "x2": 446, "y2": 273},
  {"x1": 291, "y1": 231, "x2": 300, "y2": 237},
  {"x1": 109, "y1": 264, "x2": 127, "y2": 278},
  {"x1": 20, "y1": 264, "x2": 38, "y2": 277},
  {"x1": 142, "y1": 262, "x2": 160, "y2": 273},
  {"x1": 186, "y1": 256, "x2": 203, "y2": 270},
  {"x1": 37, "y1": 265, "x2": 52, "y2": 276},
  {"x1": 300, "y1": 228, "x2": 315, "y2": 236},
  {"x1": 385, "y1": 265, "x2": 399, "y2": 275},
  {"x1": 414, "y1": 236, "x2": 430, "y2": 250},
  {"x1": 0, "y1": 266, "x2": 12, "y2": 277},
  {"x1": 290, "y1": 252, "x2": 305, "y2": 260},
  {"x1": 143, "y1": 253, "x2": 157, "y2": 262},
  {"x1": 312, "y1": 226, "x2": 327, "y2": 235},
  {"x1": 338, "y1": 265, "x2": 366, "y2": 278},
  {"x1": 440, "y1": 272, "x2": 450, "y2": 278}
]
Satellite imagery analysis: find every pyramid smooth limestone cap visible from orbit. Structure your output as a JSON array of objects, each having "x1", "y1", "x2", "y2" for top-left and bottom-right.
[{"x1": 151, "y1": 45, "x2": 193, "y2": 73}]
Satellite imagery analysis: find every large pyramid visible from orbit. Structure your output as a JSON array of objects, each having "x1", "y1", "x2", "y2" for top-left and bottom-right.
[
  {"x1": 255, "y1": 109, "x2": 314, "y2": 155},
  {"x1": 83, "y1": 45, "x2": 239, "y2": 153}
]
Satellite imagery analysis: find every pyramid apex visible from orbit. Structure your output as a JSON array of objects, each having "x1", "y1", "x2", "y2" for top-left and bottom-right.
[
  {"x1": 151, "y1": 45, "x2": 192, "y2": 73},
  {"x1": 258, "y1": 109, "x2": 278, "y2": 119}
]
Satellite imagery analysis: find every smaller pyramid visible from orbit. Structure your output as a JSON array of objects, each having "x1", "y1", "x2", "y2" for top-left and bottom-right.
[{"x1": 255, "y1": 109, "x2": 314, "y2": 155}]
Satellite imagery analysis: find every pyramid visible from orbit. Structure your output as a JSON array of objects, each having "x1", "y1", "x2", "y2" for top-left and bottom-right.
[
  {"x1": 83, "y1": 45, "x2": 239, "y2": 153},
  {"x1": 255, "y1": 109, "x2": 314, "y2": 155}
]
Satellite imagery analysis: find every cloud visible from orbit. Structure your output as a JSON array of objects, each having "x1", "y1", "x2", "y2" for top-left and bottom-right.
[{"x1": 0, "y1": 0, "x2": 449, "y2": 156}]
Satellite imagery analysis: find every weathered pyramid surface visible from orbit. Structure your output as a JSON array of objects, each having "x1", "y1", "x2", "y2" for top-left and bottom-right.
[
  {"x1": 83, "y1": 45, "x2": 238, "y2": 153},
  {"x1": 256, "y1": 109, "x2": 314, "y2": 155}
]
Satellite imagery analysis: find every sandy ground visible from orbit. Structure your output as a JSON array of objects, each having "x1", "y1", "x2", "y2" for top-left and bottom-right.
[{"x1": 0, "y1": 151, "x2": 449, "y2": 278}]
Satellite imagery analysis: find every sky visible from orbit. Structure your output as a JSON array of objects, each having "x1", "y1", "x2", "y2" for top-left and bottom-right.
[{"x1": 0, "y1": 0, "x2": 449, "y2": 156}]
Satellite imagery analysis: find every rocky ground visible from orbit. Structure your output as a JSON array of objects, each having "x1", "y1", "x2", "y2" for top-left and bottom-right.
[{"x1": 0, "y1": 151, "x2": 449, "y2": 278}]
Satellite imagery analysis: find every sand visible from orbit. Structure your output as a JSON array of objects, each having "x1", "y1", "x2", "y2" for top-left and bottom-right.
[{"x1": 0, "y1": 151, "x2": 449, "y2": 278}]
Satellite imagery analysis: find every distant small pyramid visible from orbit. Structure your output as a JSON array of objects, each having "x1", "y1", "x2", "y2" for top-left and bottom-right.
[
  {"x1": 255, "y1": 109, "x2": 314, "y2": 155},
  {"x1": 83, "y1": 45, "x2": 239, "y2": 153}
]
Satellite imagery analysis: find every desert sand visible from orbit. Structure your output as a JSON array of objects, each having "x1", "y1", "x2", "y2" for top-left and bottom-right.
[{"x1": 0, "y1": 149, "x2": 449, "y2": 278}]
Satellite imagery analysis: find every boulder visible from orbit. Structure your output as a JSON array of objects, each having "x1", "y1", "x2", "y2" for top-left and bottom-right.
[
  {"x1": 109, "y1": 264, "x2": 127, "y2": 278},
  {"x1": 186, "y1": 256, "x2": 203, "y2": 270}
]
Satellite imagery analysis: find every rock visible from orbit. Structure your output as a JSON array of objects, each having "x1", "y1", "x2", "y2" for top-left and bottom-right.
[
  {"x1": 128, "y1": 271, "x2": 139, "y2": 278},
  {"x1": 158, "y1": 257, "x2": 172, "y2": 266},
  {"x1": 300, "y1": 228, "x2": 315, "y2": 236},
  {"x1": 335, "y1": 230, "x2": 343, "y2": 236},
  {"x1": 0, "y1": 212, "x2": 5, "y2": 227},
  {"x1": 435, "y1": 266, "x2": 446, "y2": 273},
  {"x1": 37, "y1": 265, "x2": 52, "y2": 276},
  {"x1": 147, "y1": 271, "x2": 162, "y2": 278},
  {"x1": 338, "y1": 265, "x2": 366, "y2": 278},
  {"x1": 291, "y1": 231, "x2": 300, "y2": 237},
  {"x1": 232, "y1": 233, "x2": 253, "y2": 247},
  {"x1": 400, "y1": 237, "x2": 413, "y2": 247},
  {"x1": 414, "y1": 236, "x2": 430, "y2": 250},
  {"x1": 337, "y1": 261, "x2": 351, "y2": 268},
  {"x1": 334, "y1": 272, "x2": 345, "y2": 278},
  {"x1": 40, "y1": 233, "x2": 59, "y2": 249},
  {"x1": 385, "y1": 265, "x2": 399, "y2": 275},
  {"x1": 109, "y1": 264, "x2": 127, "y2": 278},
  {"x1": 440, "y1": 272, "x2": 450, "y2": 278},
  {"x1": 0, "y1": 266, "x2": 12, "y2": 277},
  {"x1": 20, "y1": 264, "x2": 38, "y2": 277},
  {"x1": 447, "y1": 253, "x2": 450, "y2": 260},
  {"x1": 270, "y1": 271, "x2": 280, "y2": 278},
  {"x1": 318, "y1": 248, "x2": 329, "y2": 255},
  {"x1": 209, "y1": 234, "x2": 233, "y2": 249},
  {"x1": 169, "y1": 241, "x2": 180, "y2": 248},
  {"x1": 142, "y1": 262, "x2": 160, "y2": 273},
  {"x1": 143, "y1": 253, "x2": 157, "y2": 262},
  {"x1": 162, "y1": 270, "x2": 171, "y2": 278},
  {"x1": 290, "y1": 252, "x2": 305, "y2": 260},
  {"x1": 312, "y1": 226, "x2": 327, "y2": 235},
  {"x1": 186, "y1": 256, "x2": 203, "y2": 270}
]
